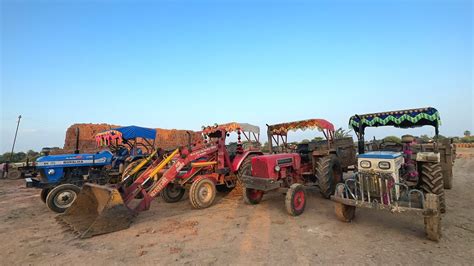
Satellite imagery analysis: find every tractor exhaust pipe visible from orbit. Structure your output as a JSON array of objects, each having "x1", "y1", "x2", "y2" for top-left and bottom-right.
[{"x1": 74, "y1": 127, "x2": 80, "y2": 154}]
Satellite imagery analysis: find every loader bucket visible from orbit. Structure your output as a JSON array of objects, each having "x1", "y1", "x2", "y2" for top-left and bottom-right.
[{"x1": 57, "y1": 183, "x2": 134, "y2": 238}]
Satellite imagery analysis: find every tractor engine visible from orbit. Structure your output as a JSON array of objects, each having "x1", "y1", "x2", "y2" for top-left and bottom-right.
[
  {"x1": 251, "y1": 154, "x2": 301, "y2": 184},
  {"x1": 356, "y1": 151, "x2": 404, "y2": 204}
]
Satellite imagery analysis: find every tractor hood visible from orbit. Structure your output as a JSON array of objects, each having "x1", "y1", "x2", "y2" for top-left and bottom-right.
[{"x1": 36, "y1": 150, "x2": 114, "y2": 168}]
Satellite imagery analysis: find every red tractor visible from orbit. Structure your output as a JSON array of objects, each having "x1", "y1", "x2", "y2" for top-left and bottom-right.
[
  {"x1": 241, "y1": 119, "x2": 356, "y2": 216},
  {"x1": 57, "y1": 122, "x2": 263, "y2": 238}
]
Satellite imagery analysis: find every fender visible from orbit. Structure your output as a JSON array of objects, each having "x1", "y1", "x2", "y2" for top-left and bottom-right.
[
  {"x1": 192, "y1": 173, "x2": 219, "y2": 184},
  {"x1": 232, "y1": 150, "x2": 264, "y2": 172}
]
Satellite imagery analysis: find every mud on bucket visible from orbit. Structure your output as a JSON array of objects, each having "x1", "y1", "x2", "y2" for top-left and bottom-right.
[{"x1": 57, "y1": 183, "x2": 134, "y2": 238}]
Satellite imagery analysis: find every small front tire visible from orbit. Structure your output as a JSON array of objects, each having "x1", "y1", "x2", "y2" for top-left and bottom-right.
[
  {"x1": 243, "y1": 188, "x2": 264, "y2": 205},
  {"x1": 285, "y1": 184, "x2": 306, "y2": 216},
  {"x1": 189, "y1": 178, "x2": 216, "y2": 209},
  {"x1": 45, "y1": 184, "x2": 81, "y2": 213}
]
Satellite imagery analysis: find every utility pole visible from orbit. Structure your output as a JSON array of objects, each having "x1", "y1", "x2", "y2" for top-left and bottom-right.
[{"x1": 9, "y1": 115, "x2": 22, "y2": 161}]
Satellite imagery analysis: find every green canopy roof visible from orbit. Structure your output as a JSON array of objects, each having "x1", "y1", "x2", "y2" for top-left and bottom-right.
[{"x1": 349, "y1": 107, "x2": 441, "y2": 134}]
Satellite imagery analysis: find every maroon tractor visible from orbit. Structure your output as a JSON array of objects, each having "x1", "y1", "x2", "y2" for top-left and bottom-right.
[{"x1": 241, "y1": 119, "x2": 356, "y2": 215}]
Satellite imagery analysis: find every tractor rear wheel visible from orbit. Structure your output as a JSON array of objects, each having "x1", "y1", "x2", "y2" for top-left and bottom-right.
[
  {"x1": 45, "y1": 184, "x2": 81, "y2": 213},
  {"x1": 233, "y1": 155, "x2": 256, "y2": 196},
  {"x1": 121, "y1": 159, "x2": 143, "y2": 181},
  {"x1": 420, "y1": 163, "x2": 446, "y2": 213},
  {"x1": 216, "y1": 184, "x2": 234, "y2": 193},
  {"x1": 40, "y1": 188, "x2": 50, "y2": 203},
  {"x1": 243, "y1": 188, "x2": 264, "y2": 205},
  {"x1": 189, "y1": 178, "x2": 216, "y2": 209},
  {"x1": 7, "y1": 169, "x2": 22, "y2": 180},
  {"x1": 285, "y1": 183, "x2": 306, "y2": 216},
  {"x1": 316, "y1": 155, "x2": 343, "y2": 199},
  {"x1": 335, "y1": 202, "x2": 356, "y2": 222},
  {"x1": 161, "y1": 183, "x2": 185, "y2": 203}
]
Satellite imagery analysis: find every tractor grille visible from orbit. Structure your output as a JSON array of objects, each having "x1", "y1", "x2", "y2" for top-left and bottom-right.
[
  {"x1": 335, "y1": 171, "x2": 425, "y2": 209},
  {"x1": 252, "y1": 158, "x2": 270, "y2": 178}
]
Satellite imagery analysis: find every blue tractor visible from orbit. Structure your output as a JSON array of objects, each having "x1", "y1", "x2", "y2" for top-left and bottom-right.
[{"x1": 26, "y1": 125, "x2": 157, "y2": 213}]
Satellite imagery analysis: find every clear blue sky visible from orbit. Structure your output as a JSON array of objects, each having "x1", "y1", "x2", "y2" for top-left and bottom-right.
[{"x1": 1, "y1": 0, "x2": 472, "y2": 152}]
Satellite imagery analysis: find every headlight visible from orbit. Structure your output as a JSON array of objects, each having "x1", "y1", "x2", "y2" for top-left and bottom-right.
[
  {"x1": 378, "y1": 161, "x2": 391, "y2": 170},
  {"x1": 47, "y1": 169, "x2": 55, "y2": 175},
  {"x1": 360, "y1": 160, "x2": 371, "y2": 168},
  {"x1": 274, "y1": 165, "x2": 281, "y2": 172}
]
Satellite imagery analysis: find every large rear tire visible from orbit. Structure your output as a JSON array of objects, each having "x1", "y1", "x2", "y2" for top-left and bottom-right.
[
  {"x1": 420, "y1": 163, "x2": 446, "y2": 214},
  {"x1": 233, "y1": 155, "x2": 256, "y2": 196},
  {"x1": 316, "y1": 155, "x2": 343, "y2": 199},
  {"x1": 121, "y1": 159, "x2": 144, "y2": 181},
  {"x1": 7, "y1": 169, "x2": 22, "y2": 180},
  {"x1": 46, "y1": 184, "x2": 81, "y2": 213},
  {"x1": 189, "y1": 178, "x2": 216, "y2": 209}
]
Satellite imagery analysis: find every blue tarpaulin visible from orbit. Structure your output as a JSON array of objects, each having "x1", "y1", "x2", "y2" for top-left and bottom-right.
[{"x1": 115, "y1": 126, "x2": 157, "y2": 140}]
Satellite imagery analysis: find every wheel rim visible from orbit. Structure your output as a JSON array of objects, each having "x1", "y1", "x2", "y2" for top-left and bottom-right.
[
  {"x1": 54, "y1": 190, "x2": 76, "y2": 208},
  {"x1": 293, "y1": 190, "x2": 305, "y2": 211},
  {"x1": 248, "y1": 189, "x2": 262, "y2": 200},
  {"x1": 198, "y1": 183, "x2": 213, "y2": 203}
]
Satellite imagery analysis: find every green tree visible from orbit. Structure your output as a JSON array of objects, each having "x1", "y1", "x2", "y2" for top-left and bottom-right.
[
  {"x1": 383, "y1": 136, "x2": 402, "y2": 144},
  {"x1": 334, "y1": 128, "x2": 352, "y2": 139},
  {"x1": 312, "y1": 136, "x2": 325, "y2": 142},
  {"x1": 464, "y1": 130, "x2": 471, "y2": 137},
  {"x1": 0, "y1": 151, "x2": 40, "y2": 163},
  {"x1": 419, "y1": 134, "x2": 431, "y2": 143}
]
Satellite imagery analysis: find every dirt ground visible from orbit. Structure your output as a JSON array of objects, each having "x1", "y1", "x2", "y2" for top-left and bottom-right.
[{"x1": 1, "y1": 149, "x2": 473, "y2": 265}]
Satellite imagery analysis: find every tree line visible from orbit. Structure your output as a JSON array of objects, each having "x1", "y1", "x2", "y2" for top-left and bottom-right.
[{"x1": 0, "y1": 150, "x2": 41, "y2": 163}]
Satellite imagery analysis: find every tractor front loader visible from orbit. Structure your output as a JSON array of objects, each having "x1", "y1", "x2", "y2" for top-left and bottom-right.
[{"x1": 58, "y1": 123, "x2": 262, "y2": 238}]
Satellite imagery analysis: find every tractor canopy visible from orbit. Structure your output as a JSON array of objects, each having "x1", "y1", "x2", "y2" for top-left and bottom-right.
[
  {"x1": 202, "y1": 122, "x2": 260, "y2": 135},
  {"x1": 267, "y1": 119, "x2": 335, "y2": 135},
  {"x1": 95, "y1": 126, "x2": 157, "y2": 147},
  {"x1": 349, "y1": 107, "x2": 441, "y2": 135}
]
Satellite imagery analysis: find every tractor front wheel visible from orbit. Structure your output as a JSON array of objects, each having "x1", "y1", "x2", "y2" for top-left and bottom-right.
[
  {"x1": 334, "y1": 202, "x2": 356, "y2": 222},
  {"x1": 40, "y1": 188, "x2": 51, "y2": 203},
  {"x1": 285, "y1": 183, "x2": 306, "y2": 216},
  {"x1": 189, "y1": 178, "x2": 216, "y2": 209},
  {"x1": 161, "y1": 183, "x2": 185, "y2": 203},
  {"x1": 243, "y1": 188, "x2": 264, "y2": 205},
  {"x1": 45, "y1": 184, "x2": 81, "y2": 213}
]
